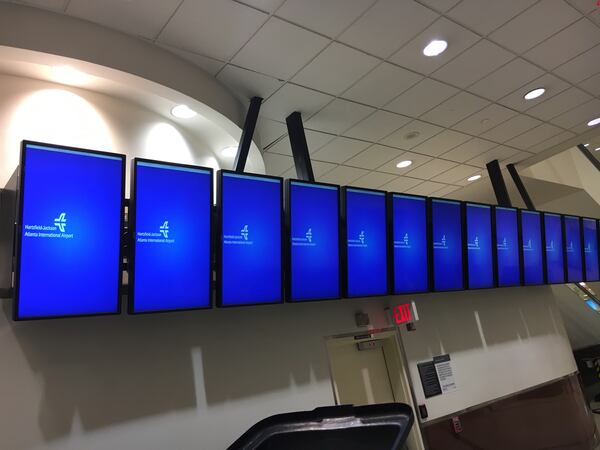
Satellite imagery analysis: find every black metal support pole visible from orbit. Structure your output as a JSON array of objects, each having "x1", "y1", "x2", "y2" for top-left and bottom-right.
[
  {"x1": 577, "y1": 144, "x2": 600, "y2": 172},
  {"x1": 486, "y1": 160, "x2": 512, "y2": 207},
  {"x1": 507, "y1": 163, "x2": 535, "y2": 210},
  {"x1": 286, "y1": 111, "x2": 315, "y2": 182},
  {"x1": 234, "y1": 96, "x2": 262, "y2": 173}
]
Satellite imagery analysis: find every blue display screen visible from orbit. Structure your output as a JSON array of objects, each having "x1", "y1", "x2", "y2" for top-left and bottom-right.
[
  {"x1": 495, "y1": 207, "x2": 520, "y2": 287},
  {"x1": 583, "y1": 218, "x2": 599, "y2": 281},
  {"x1": 392, "y1": 194, "x2": 428, "y2": 294},
  {"x1": 17, "y1": 143, "x2": 123, "y2": 319},
  {"x1": 289, "y1": 181, "x2": 340, "y2": 301},
  {"x1": 466, "y1": 204, "x2": 494, "y2": 289},
  {"x1": 132, "y1": 161, "x2": 212, "y2": 313},
  {"x1": 521, "y1": 210, "x2": 544, "y2": 285},
  {"x1": 544, "y1": 213, "x2": 565, "y2": 284},
  {"x1": 431, "y1": 199, "x2": 463, "y2": 291},
  {"x1": 564, "y1": 215, "x2": 583, "y2": 282},
  {"x1": 345, "y1": 188, "x2": 388, "y2": 297},
  {"x1": 220, "y1": 172, "x2": 282, "y2": 306}
]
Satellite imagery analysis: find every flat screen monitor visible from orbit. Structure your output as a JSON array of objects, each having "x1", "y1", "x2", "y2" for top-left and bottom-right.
[
  {"x1": 520, "y1": 210, "x2": 544, "y2": 286},
  {"x1": 15, "y1": 141, "x2": 124, "y2": 320},
  {"x1": 495, "y1": 207, "x2": 521, "y2": 287},
  {"x1": 287, "y1": 180, "x2": 340, "y2": 302},
  {"x1": 543, "y1": 213, "x2": 565, "y2": 284},
  {"x1": 430, "y1": 198, "x2": 463, "y2": 291},
  {"x1": 218, "y1": 171, "x2": 283, "y2": 306},
  {"x1": 583, "y1": 218, "x2": 599, "y2": 282},
  {"x1": 343, "y1": 187, "x2": 388, "y2": 298},
  {"x1": 130, "y1": 159, "x2": 212, "y2": 313},
  {"x1": 465, "y1": 203, "x2": 494, "y2": 289},
  {"x1": 564, "y1": 215, "x2": 583, "y2": 282},
  {"x1": 391, "y1": 194, "x2": 429, "y2": 294}
]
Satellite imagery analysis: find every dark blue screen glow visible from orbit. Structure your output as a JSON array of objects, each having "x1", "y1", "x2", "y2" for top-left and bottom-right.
[
  {"x1": 17, "y1": 143, "x2": 123, "y2": 319},
  {"x1": 495, "y1": 207, "x2": 520, "y2": 287},
  {"x1": 220, "y1": 172, "x2": 282, "y2": 306},
  {"x1": 583, "y1": 218, "x2": 599, "y2": 281},
  {"x1": 466, "y1": 204, "x2": 494, "y2": 289},
  {"x1": 345, "y1": 188, "x2": 388, "y2": 297},
  {"x1": 564, "y1": 215, "x2": 583, "y2": 282},
  {"x1": 289, "y1": 181, "x2": 340, "y2": 301},
  {"x1": 132, "y1": 161, "x2": 212, "y2": 312},
  {"x1": 544, "y1": 213, "x2": 565, "y2": 284},
  {"x1": 431, "y1": 199, "x2": 463, "y2": 291},
  {"x1": 392, "y1": 194, "x2": 428, "y2": 294},
  {"x1": 521, "y1": 210, "x2": 544, "y2": 285}
]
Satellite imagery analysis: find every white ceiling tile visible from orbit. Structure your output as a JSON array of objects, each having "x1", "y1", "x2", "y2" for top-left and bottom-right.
[
  {"x1": 408, "y1": 180, "x2": 450, "y2": 195},
  {"x1": 319, "y1": 165, "x2": 370, "y2": 184},
  {"x1": 380, "y1": 119, "x2": 444, "y2": 149},
  {"x1": 590, "y1": 9, "x2": 600, "y2": 26},
  {"x1": 305, "y1": 130, "x2": 336, "y2": 153},
  {"x1": 440, "y1": 138, "x2": 498, "y2": 163},
  {"x1": 488, "y1": 0, "x2": 581, "y2": 54},
  {"x1": 447, "y1": 0, "x2": 537, "y2": 35},
  {"x1": 263, "y1": 152, "x2": 295, "y2": 175},
  {"x1": 554, "y1": 44, "x2": 600, "y2": 84},
  {"x1": 503, "y1": 151, "x2": 532, "y2": 165},
  {"x1": 231, "y1": 17, "x2": 329, "y2": 79},
  {"x1": 266, "y1": 136, "x2": 292, "y2": 155},
  {"x1": 343, "y1": 110, "x2": 411, "y2": 142},
  {"x1": 527, "y1": 130, "x2": 576, "y2": 153},
  {"x1": 345, "y1": 144, "x2": 404, "y2": 170},
  {"x1": 384, "y1": 78, "x2": 458, "y2": 117},
  {"x1": 467, "y1": 58, "x2": 545, "y2": 101},
  {"x1": 389, "y1": 18, "x2": 479, "y2": 75},
  {"x1": 431, "y1": 40, "x2": 514, "y2": 89},
  {"x1": 158, "y1": 0, "x2": 267, "y2": 60},
  {"x1": 276, "y1": 0, "x2": 375, "y2": 37},
  {"x1": 292, "y1": 43, "x2": 380, "y2": 95},
  {"x1": 504, "y1": 123, "x2": 564, "y2": 150},
  {"x1": 67, "y1": 0, "x2": 181, "y2": 39},
  {"x1": 526, "y1": 87, "x2": 593, "y2": 121},
  {"x1": 452, "y1": 103, "x2": 517, "y2": 136},
  {"x1": 420, "y1": 91, "x2": 490, "y2": 127},
  {"x1": 467, "y1": 145, "x2": 520, "y2": 168},
  {"x1": 497, "y1": 73, "x2": 570, "y2": 112},
  {"x1": 338, "y1": 0, "x2": 439, "y2": 58},
  {"x1": 377, "y1": 151, "x2": 433, "y2": 174},
  {"x1": 433, "y1": 184, "x2": 462, "y2": 197},
  {"x1": 159, "y1": 44, "x2": 226, "y2": 75},
  {"x1": 481, "y1": 114, "x2": 542, "y2": 142},
  {"x1": 565, "y1": 0, "x2": 598, "y2": 14},
  {"x1": 256, "y1": 118, "x2": 287, "y2": 148},
  {"x1": 312, "y1": 137, "x2": 371, "y2": 163},
  {"x1": 410, "y1": 129, "x2": 472, "y2": 157},
  {"x1": 260, "y1": 84, "x2": 333, "y2": 121},
  {"x1": 236, "y1": 0, "x2": 286, "y2": 12},
  {"x1": 523, "y1": 18, "x2": 600, "y2": 70},
  {"x1": 305, "y1": 99, "x2": 375, "y2": 134},
  {"x1": 432, "y1": 164, "x2": 481, "y2": 184},
  {"x1": 15, "y1": 0, "x2": 67, "y2": 11},
  {"x1": 217, "y1": 65, "x2": 283, "y2": 102},
  {"x1": 419, "y1": 0, "x2": 461, "y2": 13},
  {"x1": 580, "y1": 73, "x2": 600, "y2": 97},
  {"x1": 341, "y1": 63, "x2": 423, "y2": 108},
  {"x1": 283, "y1": 160, "x2": 338, "y2": 179},
  {"x1": 380, "y1": 176, "x2": 423, "y2": 192},
  {"x1": 405, "y1": 158, "x2": 458, "y2": 179},
  {"x1": 351, "y1": 171, "x2": 398, "y2": 189},
  {"x1": 550, "y1": 99, "x2": 600, "y2": 129}
]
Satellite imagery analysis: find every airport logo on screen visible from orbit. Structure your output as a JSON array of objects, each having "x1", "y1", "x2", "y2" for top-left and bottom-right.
[
  {"x1": 137, "y1": 220, "x2": 175, "y2": 244},
  {"x1": 497, "y1": 237, "x2": 510, "y2": 251},
  {"x1": 224, "y1": 224, "x2": 253, "y2": 245},
  {"x1": 567, "y1": 241, "x2": 575, "y2": 254},
  {"x1": 348, "y1": 230, "x2": 367, "y2": 248},
  {"x1": 394, "y1": 233, "x2": 411, "y2": 249},
  {"x1": 292, "y1": 227, "x2": 315, "y2": 247},
  {"x1": 523, "y1": 239, "x2": 535, "y2": 251},
  {"x1": 23, "y1": 212, "x2": 74, "y2": 240},
  {"x1": 546, "y1": 240, "x2": 557, "y2": 252},
  {"x1": 433, "y1": 234, "x2": 448, "y2": 249},
  {"x1": 586, "y1": 243, "x2": 593, "y2": 254},
  {"x1": 467, "y1": 236, "x2": 480, "y2": 251}
]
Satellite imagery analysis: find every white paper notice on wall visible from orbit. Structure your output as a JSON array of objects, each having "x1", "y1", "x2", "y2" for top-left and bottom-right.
[{"x1": 433, "y1": 354, "x2": 457, "y2": 394}]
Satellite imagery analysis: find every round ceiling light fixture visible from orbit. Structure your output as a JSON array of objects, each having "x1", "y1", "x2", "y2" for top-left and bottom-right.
[
  {"x1": 523, "y1": 87, "x2": 546, "y2": 100},
  {"x1": 396, "y1": 160, "x2": 413, "y2": 169},
  {"x1": 171, "y1": 104, "x2": 197, "y2": 119},
  {"x1": 467, "y1": 174, "x2": 482, "y2": 182},
  {"x1": 221, "y1": 146, "x2": 238, "y2": 157},
  {"x1": 588, "y1": 117, "x2": 600, "y2": 127},
  {"x1": 423, "y1": 40, "x2": 448, "y2": 57}
]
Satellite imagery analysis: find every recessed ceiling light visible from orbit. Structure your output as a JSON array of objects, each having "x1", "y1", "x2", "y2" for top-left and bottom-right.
[
  {"x1": 221, "y1": 146, "x2": 238, "y2": 157},
  {"x1": 423, "y1": 40, "x2": 448, "y2": 57},
  {"x1": 467, "y1": 174, "x2": 481, "y2": 182},
  {"x1": 171, "y1": 104, "x2": 197, "y2": 119},
  {"x1": 588, "y1": 117, "x2": 600, "y2": 127},
  {"x1": 584, "y1": 143, "x2": 590, "y2": 147},
  {"x1": 523, "y1": 87, "x2": 545, "y2": 100},
  {"x1": 51, "y1": 65, "x2": 89, "y2": 85},
  {"x1": 396, "y1": 160, "x2": 413, "y2": 169},
  {"x1": 595, "y1": 147, "x2": 600, "y2": 152}
]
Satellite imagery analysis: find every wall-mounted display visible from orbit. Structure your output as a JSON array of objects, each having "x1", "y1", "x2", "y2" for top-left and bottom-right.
[
  {"x1": 465, "y1": 203, "x2": 494, "y2": 289},
  {"x1": 543, "y1": 213, "x2": 565, "y2": 284},
  {"x1": 129, "y1": 159, "x2": 212, "y2": 313},
  {"x1": 218, "y1": 171, "x2": 283, "y2": 307},
  {"x1": 583, "y1": 218, "x2": 599, "y2": 282},
  {"x1": 390, "y1": 193, "x2": 429, "y2": 294},
  {"x1": 287, "y1": 180, "x2": 340, "y2": 302},
  {"x1": 430, "y1": 198, "x2": 463, "y2": 291},
  {"x1": 564, "y1": 215, "x2": 584, "y2": 283},
  {"x1": 520, "y1": 210, "x2": 544, "y2": 286},
  {"x1": 494, "y1": 206, "x2": 521, "y2": 287},
  {"x1": 15, "y1": 141, "x2": 125, "y2": 320},
  {"x1": 342, "y1": 187, "x2": 388, "y2": 298}
]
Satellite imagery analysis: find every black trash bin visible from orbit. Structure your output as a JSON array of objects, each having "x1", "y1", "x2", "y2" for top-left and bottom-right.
[{"x1": 228, "y1": 403, "x2": 414, "y2": 450}]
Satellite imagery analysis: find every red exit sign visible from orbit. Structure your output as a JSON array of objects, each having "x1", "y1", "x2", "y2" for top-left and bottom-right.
[{"x1": 392, "y1": 303, "x2": 413, "y2": 325}]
